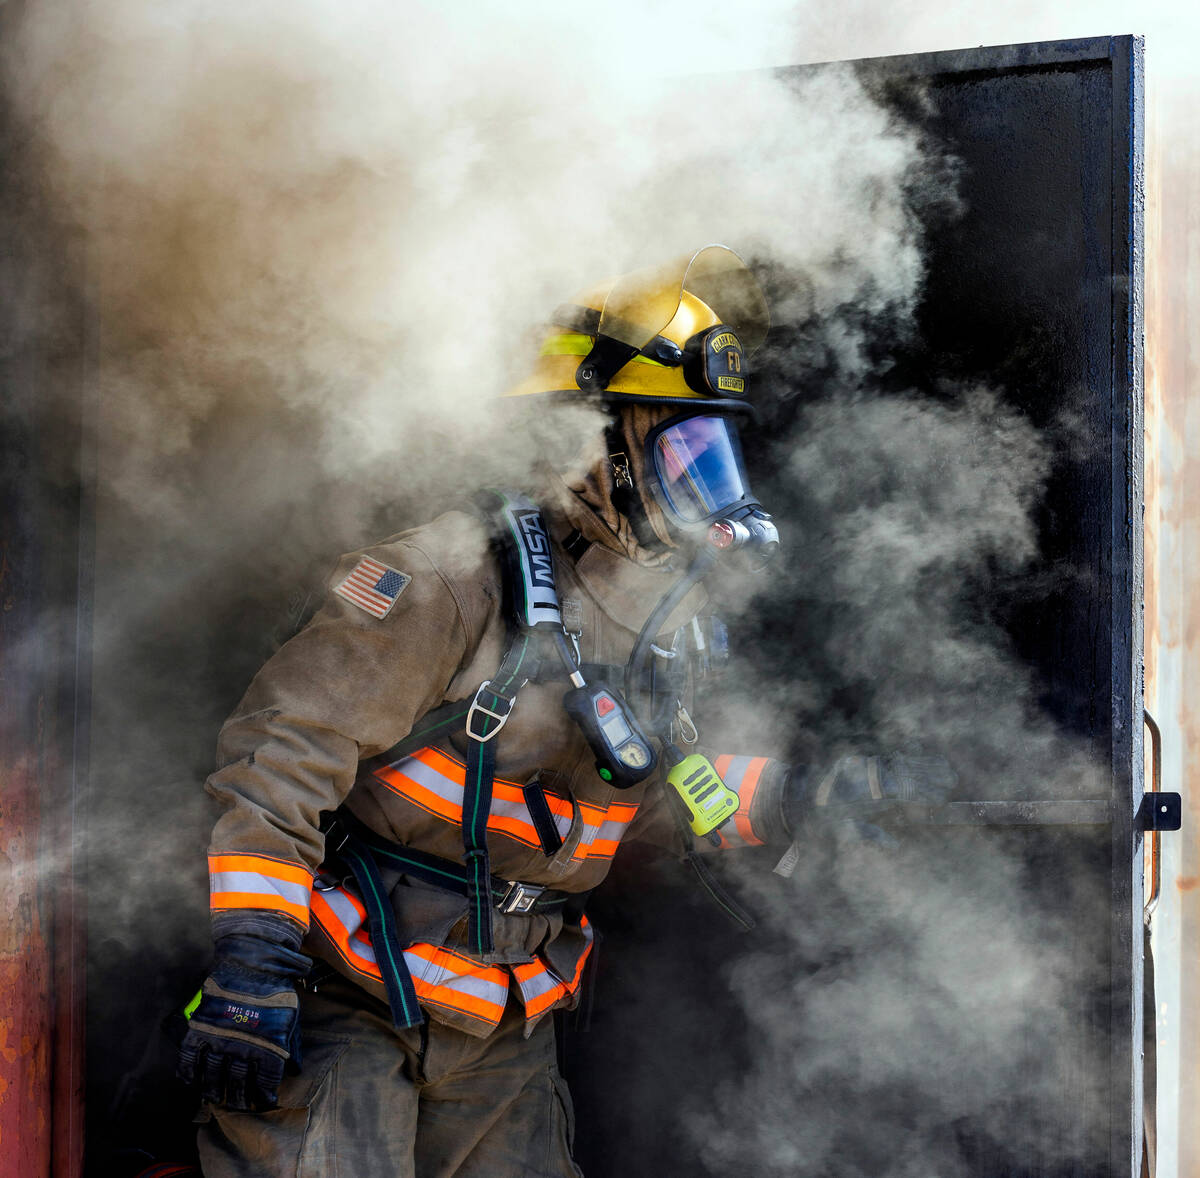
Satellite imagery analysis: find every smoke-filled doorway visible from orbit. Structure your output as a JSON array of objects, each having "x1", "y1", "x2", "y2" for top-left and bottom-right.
[{"x1": 566, "y1": 36, "x2": 1145, "y2": 1178}]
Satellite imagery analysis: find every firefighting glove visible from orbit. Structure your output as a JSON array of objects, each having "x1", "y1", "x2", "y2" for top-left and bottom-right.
[
  {"x1": 824, "y1": 752, "x2": 954, "y2": 811},
  {"x1": 774, "y1": 754, "x2": 957, "y2": 876},
  {"x1": 177, "y1": 932, "x2": 311, "y2": 1112},
  {"x1": 780, "y1": 753, "x2": 957, "y2": 844}
]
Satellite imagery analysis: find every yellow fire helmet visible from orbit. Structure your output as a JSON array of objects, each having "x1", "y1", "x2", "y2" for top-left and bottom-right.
[{"x1": 506, "y1": 244, "x2": 769, "y2": 413}]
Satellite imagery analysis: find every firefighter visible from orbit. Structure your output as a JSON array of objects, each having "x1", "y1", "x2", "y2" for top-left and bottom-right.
[{"x1": 178, "y1": 246, "x2": 954, "y2": 1178}]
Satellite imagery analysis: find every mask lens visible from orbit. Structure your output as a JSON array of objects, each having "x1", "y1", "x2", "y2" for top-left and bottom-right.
[{"x1": 651, "y1": 416, "x2": 748, "y2": 525}]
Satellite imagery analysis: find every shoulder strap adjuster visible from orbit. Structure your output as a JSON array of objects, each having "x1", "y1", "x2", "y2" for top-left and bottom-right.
[{"x1": 466, "y1": 680, "x2": 516, "y2": 742}]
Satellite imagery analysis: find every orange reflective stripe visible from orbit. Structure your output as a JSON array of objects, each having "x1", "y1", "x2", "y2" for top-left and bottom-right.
[
  {"x1": 373, "y1": 747, "x2": 573, "y2": 850},
  {"x1": 311, "y1": 886, "x2": 510, "y2": 1028},
  {"x1": 374, "y1": 746, "x2": 467, "y2": 823},
  {"x1": 403, "y1": 943, "x2": 510, "y2": 1023},
  {"x1": 563, "y1": 915, "x2": 594, "y2": 993},
  {"x1": 732, "y1": 757, "x2": 768, "y2": 846},
  {"x1": 374, "y1": 746, "x2": 640, "y2": 858},
  {"x1": 207, "y1": 853, "x2": 313, "y2": 887},
  {"x1": 208, "y1": 852, "x2": 313, "y2": 927},
  {"x1": 708, "y1": 755, "x2": 769, "y2": 848},
  {"x1": 311, "y1": 888, "x2": 382, "y2": 983},
  {"x1": 511, "y1": 961, "x2": 567, "y2": 1018},
  {"x1": 512, "y1": 916, "x2": 594, "y2": 1019},
  {"x1": 573, "y1": 800, "x2": 639, "y2": 861}
]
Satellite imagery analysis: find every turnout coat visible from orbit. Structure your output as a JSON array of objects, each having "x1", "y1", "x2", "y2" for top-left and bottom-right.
[{"x1": 205, "y1": 501, "x2": 791, "y2": 1038}]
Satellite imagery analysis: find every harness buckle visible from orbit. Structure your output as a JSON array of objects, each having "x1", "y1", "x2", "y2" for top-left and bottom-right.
[
  {"x1": 466, "y1": 680, "x2": 515, "y2": 742},
  {"x1": 495, "y1": 881, "x2": 546, "y2": 915}
]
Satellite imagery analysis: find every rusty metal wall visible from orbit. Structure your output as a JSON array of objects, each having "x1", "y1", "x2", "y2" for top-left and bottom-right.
[{"x1": 0, "y1": 67, "x2": 91, "y2": 1177}]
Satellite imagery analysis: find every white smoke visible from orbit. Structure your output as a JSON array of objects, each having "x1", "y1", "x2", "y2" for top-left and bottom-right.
[
  {"x1": 4, "y1": 0, "x2": 929, "y2": 540},
  {"x1": 3, "y1": 0, "x2": 1191, "y2": 1172}
]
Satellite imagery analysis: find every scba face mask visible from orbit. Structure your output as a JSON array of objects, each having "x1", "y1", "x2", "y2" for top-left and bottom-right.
[{"x1": 644, "y1": 413, "x2": 779, "y2": 566}]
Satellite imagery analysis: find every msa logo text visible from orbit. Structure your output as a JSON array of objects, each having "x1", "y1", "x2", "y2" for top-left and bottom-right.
[{"x1": 517, "y1": 511, "x2": 555, "y2": 587}]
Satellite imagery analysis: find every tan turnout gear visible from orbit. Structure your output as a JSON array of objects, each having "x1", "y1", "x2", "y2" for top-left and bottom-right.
[
  {"x1": 197, "y1": 974, "x2": 583, "y2": 1178},
  {"x1": 195, "y1": 248, "x2": 789, "y2": 1177},
  {"x1": 206, "y1": 487, "x2": 791, "y2": 1040}
]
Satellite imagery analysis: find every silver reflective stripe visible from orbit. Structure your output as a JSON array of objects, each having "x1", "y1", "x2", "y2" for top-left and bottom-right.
[
  {"x1": 319, "y1": 887, "x2": 378, "y2": 966},
  {"x1": 576, "y1": 809, "x2": 633, "y2": 857},
  {"x1": 408, "y1": 955, "x2": 509, "y2": 1008},
  {"x1": 399, "y1": 755, "x2": 466, "y2": 807},
  {"x1": 594, "y1": 815, "x2": 632, "y2": 845},
  {"x1": 209, "y1": 871, "x2": 311, "y2": 908},
  {"x1": 393, "y1": 754, "x2": 571, "y2": 842},
  {"x1": 490, "y1": 793, "x2": 571, "y2": 839},
  {"x1": 516, "y1": 922, "x2": 594, "y2": 1006},
  {"x1": 516, "y1": 965, "x2": 561, "y2": 1004},
  {"x1": 554, "y1": 809, "x2": 573, "y2": 839},
  {"x1": 577, "y1": 819, "x2": 598, "y2": 854},
  {"x1": 721, "y1": 755, "x2": 753, "y2": 791}
]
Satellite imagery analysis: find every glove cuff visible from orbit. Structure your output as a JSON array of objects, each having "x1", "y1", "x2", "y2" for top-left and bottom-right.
[
  {"x1": 781, "y1": 764, "x2": 815, "y2": 838},
  {"x1": 211, "y1": 910, "x2": 305, "y2": 948},
  {"x1": 211, "y1": 932, "x2": 313, "y2": 998}
]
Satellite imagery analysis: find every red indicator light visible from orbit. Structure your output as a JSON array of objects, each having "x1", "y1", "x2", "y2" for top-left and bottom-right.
[
  {"x1": 708, "y1": 521, "x2": 736, "y2": 549},
  {"x1": 596, "y1": 694, "x2": 616, "y2": 717}
]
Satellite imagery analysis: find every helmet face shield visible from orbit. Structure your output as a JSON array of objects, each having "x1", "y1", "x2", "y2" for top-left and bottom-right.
[{"x1": 646, "y1": 414, "x2": 753, "y2": 528}]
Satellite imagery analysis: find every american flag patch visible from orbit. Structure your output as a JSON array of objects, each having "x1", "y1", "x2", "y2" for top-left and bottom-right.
[{"x1": 333, "y1": 556, "x2": 411, "y2": 619}]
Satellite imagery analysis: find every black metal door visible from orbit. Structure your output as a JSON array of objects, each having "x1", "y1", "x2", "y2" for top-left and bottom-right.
[{"x1": 567, "y1": 36, "x2": 1144, "y2": 1178}]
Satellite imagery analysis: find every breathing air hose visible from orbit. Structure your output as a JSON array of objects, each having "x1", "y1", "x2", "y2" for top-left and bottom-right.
[{"x1": 624, "y1": 545, "x2": 718, "y2": 718}]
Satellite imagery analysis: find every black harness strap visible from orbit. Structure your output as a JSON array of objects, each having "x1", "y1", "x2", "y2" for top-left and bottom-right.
[
  {"x1": 336, "y1": 833, "x2": 423, "y2": 1029},
  {"x1": 462, "y1": 633, "x2": 535, "y2": 956},
  {"x1": 332, "y1": 813, "x2": 571, "y2": 914},
  {"x1": 522, "y1": 782, "x2": 565, "y2": 854}
]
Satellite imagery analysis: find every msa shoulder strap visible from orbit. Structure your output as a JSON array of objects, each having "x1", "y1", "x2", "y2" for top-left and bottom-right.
[
  {"x1": 457, "y1": 490, "x2": 563, "y2": 955},
  {"x1": 477, "y1": 489, "x2": 565, "y2": 633}
]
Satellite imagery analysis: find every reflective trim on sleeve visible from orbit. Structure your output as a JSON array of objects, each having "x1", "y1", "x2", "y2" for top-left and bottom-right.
[
  {"x1": 712, "y1": 755, "x2": 769, "y2": 848},
  {"x1": 311, "y1": 884, "x2": 511, "y2": 1030},
  {"x1": 208, "y1": 852, "x2": 314, "y2": 927}
]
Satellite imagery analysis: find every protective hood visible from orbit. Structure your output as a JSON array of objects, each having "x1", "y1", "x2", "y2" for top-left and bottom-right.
[{"x1": 547, "y1": 403, "x2": 679, "y2": 567}]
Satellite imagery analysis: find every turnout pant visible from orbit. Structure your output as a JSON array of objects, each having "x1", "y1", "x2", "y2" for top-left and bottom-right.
[{"x1": 196, "y1": 974, "x2": 584, "y2": 1178}]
